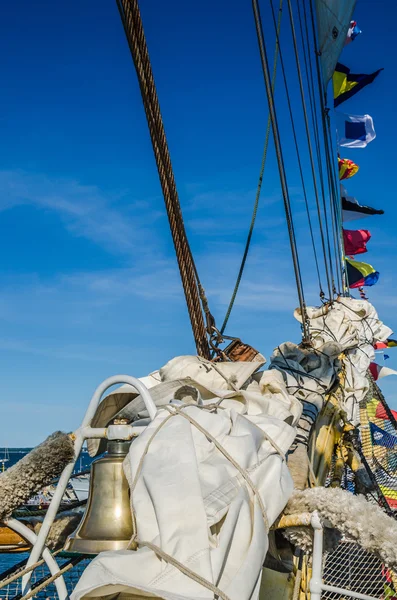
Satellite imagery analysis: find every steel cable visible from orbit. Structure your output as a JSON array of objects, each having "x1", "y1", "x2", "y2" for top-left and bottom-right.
[
  {"x1": 296, "y1": 0, "x2": 342, "y2": 295},
  {"x1": 268, "y1": 0, "x2": 323, "y2": 296},
  {"x1": 219, "y1": 0, "x2": 283, "y2": 336},
  {"x1": 298, "y1": 0, "x2": 341, "y2": 295},
  {"x1": 306, "y1": 0, "x2": 346, "y2": 296},
  {"x1": 286, "y1": 0, "x2": 334, "y2": 299},
  {"x1": 252, "y1": 0, "x2": 310, "y2": 343},
  {"x1": 116, "y1": 0, "x2": 211, "y2": 358}
]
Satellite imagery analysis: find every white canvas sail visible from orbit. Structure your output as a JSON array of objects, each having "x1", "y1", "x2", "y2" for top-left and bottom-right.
[{"x1": 315, "y1": 0, "x2": 356, "y2": 88}]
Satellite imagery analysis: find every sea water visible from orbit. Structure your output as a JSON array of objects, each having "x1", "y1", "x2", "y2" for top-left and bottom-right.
[
  {"x1": 1, "y1": 448, "x2": 93, "y2": 472},
  {"x1": 0, "y1": 448, "x2": 93, "y2": 576}
]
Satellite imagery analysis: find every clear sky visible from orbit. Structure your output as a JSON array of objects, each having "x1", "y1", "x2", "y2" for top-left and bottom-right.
[{"x1": 0, "y1": 0, "x2": 395, "y2": 445}]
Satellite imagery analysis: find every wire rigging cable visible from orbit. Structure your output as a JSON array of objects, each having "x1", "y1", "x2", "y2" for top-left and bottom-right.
[
  {"x1": 116, "y1": 0, "x2": 211, "y2": 358},
  {"x1": 297, "y1": 0, "x2": 342, "y2": 295},
  {"x1": 286, "y1": 0, "x2": 335, "y2": 299},
  {"x1": 268, "y1": 0, "x2": 324, "y2": 296},
  {"x1": 307, "y1": 0, "x2": 347, "y2": 294},
  {"x1": 219, "y1": 0, "x2": 283, "y2": 336},
  {"x1": 252, "y1": 0, "x2": 310, "y2": 343}
]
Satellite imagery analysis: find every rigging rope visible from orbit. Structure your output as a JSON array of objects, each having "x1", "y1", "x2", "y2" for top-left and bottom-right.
[
  {"x1": 286, "y1": 0, "x2": 334, "y2": 299},
  {"x1": 252, "y1": 0, "x2": 310, "y2": 343},
  {"x1": 297, "y1": 0, "x2": 342, "y2": 296},
  {"x1": 268, "y1": 0, "x2": 323, "y2": 296},
  {"x1": 219, "y1": 0, "x2": 283, "y2": 336},
  {"x1": 116, "y1": 0, "x2": 211, "y2": 358},
  {"x1": 307, "y1": 0, "x2": 347, "y2": 296},
  {"x1": 324, "y1": 117, "x2": 345, "y2": 293},
  {"x1": 301, "y1": 25, "x2": 343, "y2": 298}
]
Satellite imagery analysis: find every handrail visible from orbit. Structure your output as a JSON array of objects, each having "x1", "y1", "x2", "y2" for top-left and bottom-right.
[
  {"x1": 20, "y1": 375, "x2": 156, "y2": 595},
  {"x1": 3, "y1": 518, "x2": 67, "y2": 600}
]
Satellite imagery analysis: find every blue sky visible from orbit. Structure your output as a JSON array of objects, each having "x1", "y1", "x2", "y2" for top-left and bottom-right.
[{"x1": 1, "y1": 0, "x2": 396, "y2": 445}]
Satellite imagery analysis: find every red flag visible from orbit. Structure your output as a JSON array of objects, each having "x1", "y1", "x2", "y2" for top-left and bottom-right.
[
  {"x1": 343, "y1": 229, "x2": 371, "y2": 255},
  {"x1": 369, "y1": 363, "x2": 397, "y2": 380},
  {"x1": 369, "y1": 362, "x2": 380, "y2": 380},
  {"x1": 338, "y1": 157, "x2": 359, "y2": 180},
  {"x1": 375, "y1": 403, "x2": 397, "y2": 421},
  {"x1": 374, "y1": 339, "x2": 397, "y2": 350},
  {"x1": 374, "y1": 341, "x2": 388, "y2": 349}
]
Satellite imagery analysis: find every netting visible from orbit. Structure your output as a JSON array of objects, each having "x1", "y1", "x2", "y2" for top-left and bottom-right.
[
  {"x1": 321, "y1": 539, "x2": 397, "y2": 599},
  {"x1": 360, "y1": 378, "x2": 397, "y2": 512},
  {"x1": 0, "y1": 556, "x2": 91, "y2": 600}
]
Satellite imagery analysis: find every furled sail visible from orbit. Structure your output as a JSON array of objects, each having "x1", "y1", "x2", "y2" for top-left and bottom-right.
[{"x1": 315, "y1": 0, "x2": 357, "y2": 89}]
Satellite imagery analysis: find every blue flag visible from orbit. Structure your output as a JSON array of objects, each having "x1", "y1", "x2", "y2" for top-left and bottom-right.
[{"x1": 370, "y1": 422, "x2": 397, "y2": 448}]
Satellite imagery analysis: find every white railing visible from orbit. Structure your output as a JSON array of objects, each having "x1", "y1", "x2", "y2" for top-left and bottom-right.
[
  {"x1": 310, "y1": 512, "x2": 381, "y2": 600},
  {"x1": 5, "y1": 375, "x2": 157, "y2": 600},
  {"x1": 3, "y1": 378, "x2": 388, "y2": 600}
]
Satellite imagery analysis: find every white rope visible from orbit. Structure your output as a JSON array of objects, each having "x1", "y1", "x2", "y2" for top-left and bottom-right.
[
  {"x1": 125, "y1": 401, "x2": 284, "y2": 596},
  {"x1": 138, "y1": 540, "x2": 231, "y2": 600}
]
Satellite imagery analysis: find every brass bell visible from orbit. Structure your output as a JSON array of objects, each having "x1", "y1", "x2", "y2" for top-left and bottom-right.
[{"x1": 64, "y1": 440, "x2": 133, "y2": 554}]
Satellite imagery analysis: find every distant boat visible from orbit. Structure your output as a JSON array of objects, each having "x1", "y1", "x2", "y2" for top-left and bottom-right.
[
  {"x1": 0, "y1": 448, "x2": 9, "y2": 472},
  {"x1": 70, "y1": 475, "x2": 90, "y2": 502}
]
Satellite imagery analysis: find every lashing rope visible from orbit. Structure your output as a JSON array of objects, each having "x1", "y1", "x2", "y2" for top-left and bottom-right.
[{"x1": 125, "y1": 403, "x2": 284, "y2": 597}]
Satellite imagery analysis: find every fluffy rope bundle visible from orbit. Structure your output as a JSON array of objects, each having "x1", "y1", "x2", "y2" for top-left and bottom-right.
[
  {"x1": 284, "y1": 487, "x2": 397, "y2": 568},
  {"x1": 0, "y1": 431, "x2": 74, "y2": 521},
  {"x1": 32, "y1": 511, "x2": 82, "y2": 550}
]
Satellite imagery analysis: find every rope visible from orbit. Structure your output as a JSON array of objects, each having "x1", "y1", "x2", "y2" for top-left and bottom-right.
[
  {"x1": 128, "y1": 413, "x2": 174, "y2": 541},
  {"x1": 17, "y1": 557, "x2": 83, "y2": 600},
  {"x1": 306, "y1": 0, "x2": 345, "y2": 296},
  {"x1": 285, "y1": 0, "x2": 333, "y2": 299},
  {"x1": 268, "y1": 0, "x2": 323, "y2": 295},
  {"x1": 292, "y1": 569, "x2": 302, "y2": 600},
  {"x1": 197, "y1": 356, "x2": 239, "y2": 392},
  {"x1": 252, "y1": 0, "x2": 310, "y2": 343},
  {"x1": 116, "y1": 0, "x2": 211, "y2": 359},
  {"x1": 297, "y1": 0, "x2": 342, "y2": 297},
  {"x1": 165, "y1": 405, "x2": 270, "y2": 529},
  {"x1": 219, "y1": 0, "x2": 283, "y2": 336},
  {"x1": 324, "y1": 114, "x2": 348, "y2": 294},
  {"x1": 124, "y1": 403, "x2": 279, "y2": 596},
  {"x1": 138, "y1": 540, "x2": 231, "y2": 600},
  {"x1": 0, "y1": 551, "x2": 61, "y2": 590},
  {"x1": 292, "y1": 550, "x2": 304, "y2": 600}
]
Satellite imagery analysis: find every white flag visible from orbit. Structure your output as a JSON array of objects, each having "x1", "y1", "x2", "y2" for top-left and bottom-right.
[{"x1": 336, "y1": 112, "x2": 376, "y2": 148}]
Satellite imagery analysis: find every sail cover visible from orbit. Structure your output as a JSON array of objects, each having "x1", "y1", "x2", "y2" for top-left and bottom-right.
[{"x1": 315, "y1": 0, "x2": 356, "y2": 89}]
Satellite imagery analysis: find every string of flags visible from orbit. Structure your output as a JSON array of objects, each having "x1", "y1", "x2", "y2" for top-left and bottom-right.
[
  {"x1": 332, "y1": 30, "x2": 384, "y2": 297},
  {"x1": 332, "y1": 19, "x2": 397, "y2": 386},
  {"x1": 326, "y1": 15, "x2": 397, "y2": 518}
]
